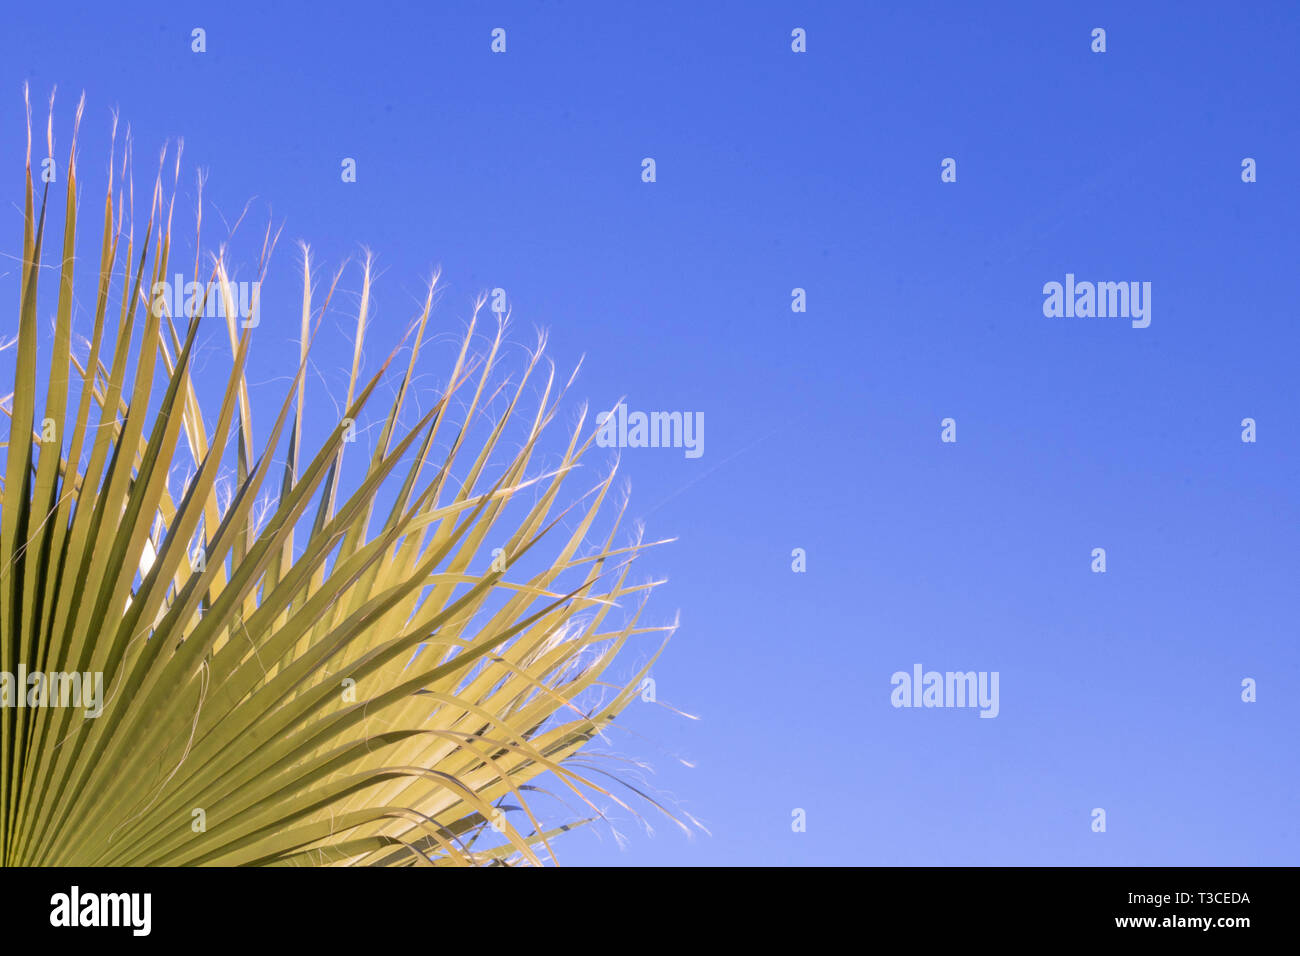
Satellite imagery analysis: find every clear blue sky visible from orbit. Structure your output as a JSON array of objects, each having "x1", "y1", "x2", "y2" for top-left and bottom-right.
[{"x1": 2, "y1": 1, "x2": 1296, "y2": 865}]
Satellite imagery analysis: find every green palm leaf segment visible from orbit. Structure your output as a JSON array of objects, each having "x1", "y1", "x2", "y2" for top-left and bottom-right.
[{"x1": 0, "y1": 91, "x2": 678, "y2": 866}]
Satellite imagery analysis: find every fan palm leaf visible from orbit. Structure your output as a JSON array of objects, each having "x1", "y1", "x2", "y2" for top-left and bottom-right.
[{"x1": 0, "y1": 90, "x2": 677, "y2": 866}]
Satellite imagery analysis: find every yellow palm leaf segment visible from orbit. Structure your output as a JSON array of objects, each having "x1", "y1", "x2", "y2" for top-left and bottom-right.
[{"x1": 0, "y1": 90, "x2": 681, "y2": 866}]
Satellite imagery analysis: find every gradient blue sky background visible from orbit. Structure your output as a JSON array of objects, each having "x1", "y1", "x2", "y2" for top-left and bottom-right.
[{"x1": 2, "y1": 1, "x2": 1297, "y2": 865}]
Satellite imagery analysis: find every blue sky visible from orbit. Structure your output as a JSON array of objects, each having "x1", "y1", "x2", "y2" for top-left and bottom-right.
[{"x1": 2, "y1": 1, "x2": 1297, "y2": 865}]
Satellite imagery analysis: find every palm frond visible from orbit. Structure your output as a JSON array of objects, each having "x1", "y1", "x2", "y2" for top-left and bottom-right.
[{"x1": 0, "y1": 92, "x2": 677, "y2": 866}]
